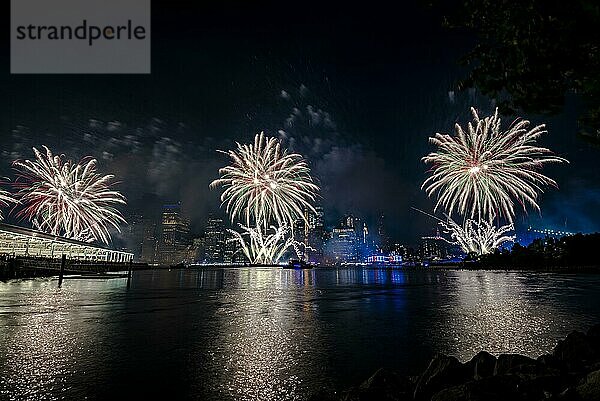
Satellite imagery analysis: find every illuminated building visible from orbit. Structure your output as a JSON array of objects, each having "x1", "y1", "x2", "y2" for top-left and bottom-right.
[
  {"x1": 123, "y1": 213, "x2": 145, "y2": 260},
  {"x1": 224, "y1": 231, "x2": 247, "y2": 264},
  {"x1": 157, "y1": 203, "x2": 191, "y2": 265},
  {"x1": 140, "y1": 218, "x2": 159, "y2": 264},
  {"x1": 204, "y1": 214, "x2": 226, "y2": 263},
  {"x1": 0, "y1": 223, "x2": 132, "y2": 262},
  {"x1": 307, "y1": 206, "x2": 326, "y2": 263},
  {"x1": 420, "y1": 228, "x2": 448, "y2": 260},
  {"x1": 328, "y1": 215, "x2": 359, "y2": 263},
  {"x1": 366, "y1": 254, "x2": 403, "y2": 264}
]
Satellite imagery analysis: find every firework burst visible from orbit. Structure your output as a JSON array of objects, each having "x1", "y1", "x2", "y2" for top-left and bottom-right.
[
  {"x1": 422, "y1": 108, "x2": 567, "y2": 222},
  {"x1": 211, "y1": 132, "x2": 319, "y2": 229},
  {"x1": 0, "y1": 186, "x2": 17, "y2": 221},
  {"x1": 212, "y1": 132, "x2": 319, "y2": 264},
  {"x1": 13, "y1": 146, "x2": 126, "y2": 244},
  {"x1": 412, "y1": 208, "x2": 514, "y2": 255},
  {"x1": 228, "y1": 224, "x2": 301, "y2": 264},
  {"x1": 440, "y1": 217, "x2": 515, "y2": 255}
]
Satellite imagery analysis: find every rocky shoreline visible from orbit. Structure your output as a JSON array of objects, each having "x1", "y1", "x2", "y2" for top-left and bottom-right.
[{"x1": 312, "y1": 325, "x2": 600, "y2": 401}]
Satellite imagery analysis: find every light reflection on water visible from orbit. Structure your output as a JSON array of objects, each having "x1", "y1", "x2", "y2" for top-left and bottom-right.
[
  {"x1": 186, "y1": 268, "x2": 329, "y2": 401},
  {"x1": 0, "y1": 279, "x2": 123, "y2": 401},
  {"x1": 430, "y1": 272, "x2": 595, "y2": 360},
  {"x1": 1, "y1": 268, "x2": 599, "y2": 400}
]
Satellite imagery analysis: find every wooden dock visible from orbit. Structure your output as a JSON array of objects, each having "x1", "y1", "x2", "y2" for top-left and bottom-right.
[{"x1": 0, "y1": 255, "x2": 147, "y2": 281}]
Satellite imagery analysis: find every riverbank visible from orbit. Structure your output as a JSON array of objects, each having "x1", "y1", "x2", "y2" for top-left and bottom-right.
[
  {"x1": 313, "y1": 325, "x2": 600, "y2": 401},
  {"x1": 430, "y1": 264, "x2": 600, "y2": 274},
  {"x1": 4, "y1": 261, "x2": 600, "y2": 281}
]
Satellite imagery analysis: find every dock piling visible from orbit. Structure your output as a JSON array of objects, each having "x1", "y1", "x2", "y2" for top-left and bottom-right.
[
  {"x1": 126, "y1": 259, "x2": 133, "y2": 288},
  {"x1": 58, "y1": 254, "x2": 66, "y2": 287}
]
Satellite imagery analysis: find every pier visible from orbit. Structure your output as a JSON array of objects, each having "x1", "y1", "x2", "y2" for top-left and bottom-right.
[
  {"x1": 0, "y1": 255, "x2": 147, "y2": 280},
  {"x1": 0, "y1": 223, "x2": 142, "y2": 281}
]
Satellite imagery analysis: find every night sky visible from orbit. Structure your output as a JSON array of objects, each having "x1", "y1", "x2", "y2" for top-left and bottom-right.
[{"x1": 0, "y1": 0, "x2": 598, "y2": 245}]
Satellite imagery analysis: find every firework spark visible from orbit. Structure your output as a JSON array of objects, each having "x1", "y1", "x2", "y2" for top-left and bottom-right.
[
  {"x1": 0, "y1": 186, "x2": 17, "y2": 221},
  {"x1": 228, "y1": 224, "x2": 304, "y2": 264},
  {"x1": 212, "y1": 133, "x2": 319, "y2": 264},
  {"x1": 422, "y1": 108, "x2": 567, "y2": 222},
  {"x1": 440, "y1": 217, "x2": 515, "y2": 255},
  {"x1": 13, "y1": 146, "x2": 126, "y2": 244},
  {"x1": 412, "y1": 207, "x2": 514, "y2": 255},
  {"x1": 211, "y1": 132, "x2": 319, "y2": 229}
]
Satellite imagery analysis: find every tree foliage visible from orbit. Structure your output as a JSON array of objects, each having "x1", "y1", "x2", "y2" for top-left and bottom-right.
[
  {"x1": 432, "y1": 0, "x2": 600, "y2": 141},
  {"x1": 476, "y1": 233, "x2": 600, "y2": 268}
]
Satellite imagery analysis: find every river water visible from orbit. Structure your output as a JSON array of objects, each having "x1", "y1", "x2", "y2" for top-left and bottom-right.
[{"x1": 1, "y1": 267, "x2": 599, "y2": 400}]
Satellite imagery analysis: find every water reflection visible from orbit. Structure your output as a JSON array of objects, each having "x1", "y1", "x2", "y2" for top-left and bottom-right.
[
  {"x1": 0, "y1": 279, "x2": 119, "y2": 400},
  {"x1": 0, "y1": 268, "x2": 599, "y2": 400},
  {"x1": 192, "y1": 268, "x2": 330, "y2": 401},
  {"x1": 428, "y1": 271, "x2": 596, "y2": 361}
]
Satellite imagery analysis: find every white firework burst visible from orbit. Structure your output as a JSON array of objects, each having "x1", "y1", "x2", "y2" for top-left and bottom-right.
[
  {"x1": 13, "y1": 146, "x2": 127, "y2": 245},
  {"x1": 440, "y1": 216, "x2": 515, "y2": 255},
  {"x1": 0, "y1": 186, "x2": 17, "y2": 221},
  {"x1": 211, "y1": 132, "x2": 319, "y2": 229},
  {"x1": 228, "y1": 224, "x2": 301, "y2": 265},
  {"x1": 422, "y1": 107, "x2": 567, "y2": 222},
  {"x1": 212, "y1": 133, "x2": 319, "y2": 264}
]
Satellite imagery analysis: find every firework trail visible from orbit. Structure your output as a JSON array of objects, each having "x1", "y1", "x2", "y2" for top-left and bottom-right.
[
  {"x1": 13, "y1": 146, "x2": 126, "y2": 245},
  {"x1": 422, "y1": 108, "x2": 567, "y2": 223}
]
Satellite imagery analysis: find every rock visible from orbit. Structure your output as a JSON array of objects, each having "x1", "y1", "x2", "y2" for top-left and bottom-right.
[
  {"x1": 575, "y1": 369, "x2": 600, "y2": 401},
  {"x1": 343, "y1": 368, "x2": 413, "y2": 401},
  {"x1": 466, "y1": 351, "x2": 497, "y2": 380},
  {"x1": 553, "y1": 331, "x2": 598, "y2": 372},
  {"x1": 517, "y1": 374, "x2": 576, "y2": 399},
  {"x1": 468, "y1": 375, "x2": 523, "y2": 401},
  {"x1": 359, "y1": 368, "x2": 413, "y2": 393},
  {"x1": 557, "y1": 386, "x2": 579, "y2": 401},
  {"x1": 339, "y1": 325, "x2": 600, "y2": 401},
  {"x1": 342, "y1": 387, "x2": 361, "y2": 401},
  {"x1": 587, "y1": 324, "x2": 600, "y2": 339},
  {"x1": 537, "y1": 354, "x2": 566, "y2": 375},
  {"x1": 494, "y1": 354, "x2": 538, "y2": 376},
  {"x1": 308, "y1": 388, "x2": 341, "y2": 401},
  {"x1": 414, "y1": 354, "x2": 469, "y2": 400},
  {"x1": 430, "y1": 384, "x2": 467, "y2": 401},
  {"x1": 432, "y1": 375, "x2": 522, "y2": 401}
]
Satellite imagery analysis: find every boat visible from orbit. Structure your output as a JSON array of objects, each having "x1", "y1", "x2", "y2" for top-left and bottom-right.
[{"x1": 285, "y1": 259, "x2": 312, "y2": 269}]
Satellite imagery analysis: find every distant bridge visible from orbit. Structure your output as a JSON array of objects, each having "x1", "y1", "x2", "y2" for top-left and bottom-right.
[{"x1": 0, "y1": 223, "x2": 133, "y2": 263}]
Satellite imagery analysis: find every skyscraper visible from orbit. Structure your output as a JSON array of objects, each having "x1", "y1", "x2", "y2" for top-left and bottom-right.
[
  {"x1": 140, "y1": 218, "x2": 159, "y2": 264},
  {"x1": 123, "y1": 213, "x2": 145, "y2": 260},
  {"x1": 157, "y1": 203, "x2": 191, "y2": 265},
  {"x1": 307, "y1": 206, "x2": 326, "y2": 263},
  {"x1": 204, "y1": 214, "x2": 226, "y2": 263},
  {"x1": 327, "y1": 215, "x2": 360, "y2": 263},
  {"x1": 377, "y1": 214, "x2": 389, "y2": 252},
  {"x1": 420, "y1": 228, "x2": 448, "y2": 260}
]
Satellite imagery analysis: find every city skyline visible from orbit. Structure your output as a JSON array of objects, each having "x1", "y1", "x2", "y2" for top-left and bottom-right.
[{"x1": 119, "y1": 198, "x2": 576, "y2": 266}]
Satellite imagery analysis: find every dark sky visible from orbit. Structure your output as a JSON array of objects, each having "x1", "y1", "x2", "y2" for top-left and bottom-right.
[{"x1": 0, "y1": 0, "x2": 598, "y2": 245}]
